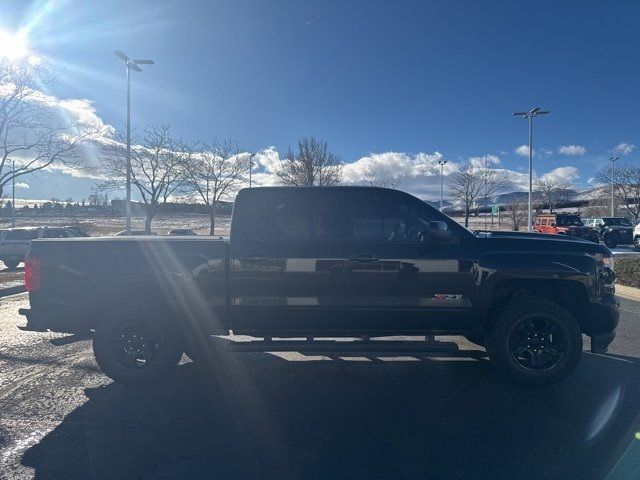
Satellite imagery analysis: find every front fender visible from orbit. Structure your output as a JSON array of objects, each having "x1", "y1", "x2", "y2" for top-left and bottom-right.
[{"x1": 474, "y1": 251, "x2": 598, "y2": 316}]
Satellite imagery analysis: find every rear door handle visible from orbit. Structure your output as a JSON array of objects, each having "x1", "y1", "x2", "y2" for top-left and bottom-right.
[{"x1": 347, "y1": 254, "x2": 379, "y2": 263}]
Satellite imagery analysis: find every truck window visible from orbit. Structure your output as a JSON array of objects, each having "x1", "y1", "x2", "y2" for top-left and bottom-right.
[
  {"x1": 248, "y1": 194, "x2": 333, "y2": 242},
  {"x1": 4, "y1": 229, "x2": 38, "y2": 240},
  {"x1": 347, "y1": 194, "x2": 436, "y2": 242},
  {"x1": 42, "y1": 229, "x2": 67, "y2": 239}
]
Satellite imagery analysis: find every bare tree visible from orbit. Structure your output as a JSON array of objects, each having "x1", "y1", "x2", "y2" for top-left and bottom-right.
[
  {"x1": 362, "y1": 172, "x2": 400, "y2": 189},
  {"x1": 182, "y1": 140, "x2": 247, "y2": 235},
  {"x1": 276, "y1": 137, "x2": 342, "y2": 186},
  {"x1": 534, "y1": 178, "x2": 573, "y2": 212},
  {"x1": 478, "y1": 164, "x2": 509, "y2": 221},
  {"x1": 448, "y1": 162, "x2": 484, "y2": 228},
  {"x1": 0, "y1": 58, "x2": 100, "y2": 197},
  {"x1": 595, "y1": 164, "x2": 640, "y2": 219},
  {"x1": 506, "y1": 201, "x2": 528, "y2": 231},
  {"x1": 100, "y1": 125, "x2": 184, "y2": 232}
]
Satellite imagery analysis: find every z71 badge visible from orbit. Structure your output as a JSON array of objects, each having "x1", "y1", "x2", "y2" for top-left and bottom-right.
[{"x1": 433, "y1": 294, "x2": 463, "y2": 301}]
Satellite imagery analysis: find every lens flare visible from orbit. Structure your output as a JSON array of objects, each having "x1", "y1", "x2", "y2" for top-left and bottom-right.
[{"x1": 0, "y1": 30, "x2": 29, "y2": 61}]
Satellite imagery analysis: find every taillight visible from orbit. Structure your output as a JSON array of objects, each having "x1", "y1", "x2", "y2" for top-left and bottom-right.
[{"x1": 24, "y1": 255, "x2": 41, "y2": 292}]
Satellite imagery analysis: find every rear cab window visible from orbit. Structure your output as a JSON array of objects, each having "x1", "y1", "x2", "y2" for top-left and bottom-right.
[{"x1": 4, "y1": 229, "x2": 39, "y2": 241}]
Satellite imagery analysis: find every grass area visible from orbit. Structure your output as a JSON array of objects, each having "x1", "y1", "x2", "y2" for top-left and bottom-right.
[{"x1": 615, "y1": 256, "x2": 640, "y2": 288}]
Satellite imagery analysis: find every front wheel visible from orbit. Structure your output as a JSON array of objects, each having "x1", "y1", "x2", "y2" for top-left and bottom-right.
[
  {"x1": 93, "y1": 306, "x2": 183, "y2": 387},
  {"x1": 634, "y1": 235, "x2": 640, "y2": 252},
  {"x1": 486, "y1": 297, "x2": 582, "y2": 385}
]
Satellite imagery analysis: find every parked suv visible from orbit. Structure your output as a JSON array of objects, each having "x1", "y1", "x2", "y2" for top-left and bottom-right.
[
  {"x1": 0, "y1": 226, "x2": 84, "y2": 268},
  {"x1": 532, "y1": 213, "x2": 599, "y2": 243},
  {"x1": 633, "y1": 222, "x2": 640, "y2": 251},
  {"x1": 583, "y1": 217, "x2": 634, "y2": 248}
]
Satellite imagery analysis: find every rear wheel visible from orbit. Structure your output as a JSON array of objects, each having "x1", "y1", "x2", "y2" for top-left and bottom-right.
[
  {"x1": 93, "y1": 306, "x2": 183, "y2": 387},
  {"x1": 634, "y1": 236, "x2": 640, "y2": 252},
  {"x1": 486, "y1": 297, "x2": 582, "y2": 385}
]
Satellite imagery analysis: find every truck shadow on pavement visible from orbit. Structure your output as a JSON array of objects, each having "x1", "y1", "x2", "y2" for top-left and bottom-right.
[{"x1": 21, "y1": 350, "x2": 640, "y2": 480}]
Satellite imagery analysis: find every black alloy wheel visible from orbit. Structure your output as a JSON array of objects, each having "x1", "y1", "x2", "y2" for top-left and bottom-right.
[{"x1": 508, "y1": 316, "x2": 566, "y2": 371}]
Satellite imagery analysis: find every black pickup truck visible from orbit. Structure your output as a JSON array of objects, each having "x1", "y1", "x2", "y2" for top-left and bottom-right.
[{"x1": 19, "y1": 186, "x2": 619, "y2": 386}]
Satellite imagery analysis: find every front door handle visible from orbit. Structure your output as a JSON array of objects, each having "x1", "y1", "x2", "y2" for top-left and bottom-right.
[{"x1": 347, "y1": 254, "x2": 379, "y2": 263}]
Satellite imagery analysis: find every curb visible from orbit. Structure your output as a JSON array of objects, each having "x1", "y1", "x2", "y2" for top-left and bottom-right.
[
  {"x1": 616, "y1": 284, "x2": 640, "y2": 302},
  {"x1": 0, "y1": 285, "x2": 25, "y2": 298}
]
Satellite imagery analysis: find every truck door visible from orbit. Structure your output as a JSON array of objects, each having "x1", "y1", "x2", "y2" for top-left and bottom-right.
[
  {"x1": 229, "y1": 189, "x2": 345, "y2": 334},
  {"x1": 338, "y1": 189, "x2": 475, "y2": 333}
]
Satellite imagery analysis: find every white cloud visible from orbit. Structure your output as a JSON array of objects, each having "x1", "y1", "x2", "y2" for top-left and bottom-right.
[
  {"x1": 468, "y1": 154, "x2": 500, "y2": 169},
  {"x1": 14, "y1": 182, "x2": 29, "y2": 189},
  {"x1": 612, "y1": 142, "x2": 635, "y2": 155},
  {"x1": 541, "y1": 166, "x2": 580, "y2": 183},
  {"x1": 341, "y1": 151, "x2": 457, "y2": 198},
  {"x1": 558, "y1": 145, "x2": 586, "y2": 156},
  {"x1": 540, "y1": 148, "x2": 554, "y2": 157},
  {"x1": 515, "y1": 145, "x2": 530, "y2": 157}
]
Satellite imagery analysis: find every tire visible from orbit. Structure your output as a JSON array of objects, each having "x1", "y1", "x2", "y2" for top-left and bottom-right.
[
  {"x1": 93, "y1": 305, "x2": 183, "y2": 387},
  {"x1": 485, "y1": 297, "x2": 582, "y2": 386},
  {"x1": 603, "y1": 233, "x2": 618, "y2": 249},
  {"x1": 3, "y1": 259, "x2": 19, "y2": 269},
  {"x1": 634, "y1": 236, "x2": 640, "y2": 252}
]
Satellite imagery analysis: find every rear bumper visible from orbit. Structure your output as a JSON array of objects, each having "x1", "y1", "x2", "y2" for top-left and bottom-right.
[{"x1": 18, "y1": 304, "x2": 86, "y2": 333}]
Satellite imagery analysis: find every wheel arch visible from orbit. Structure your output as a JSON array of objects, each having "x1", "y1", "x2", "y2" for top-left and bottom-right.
[{"x1": 483, "y1": 278, "x2": 590, "y2": 333}]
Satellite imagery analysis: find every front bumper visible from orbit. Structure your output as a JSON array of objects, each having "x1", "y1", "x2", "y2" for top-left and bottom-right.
[{"x1": 586, "y1": 293, "x2": 619, "y2": 353}]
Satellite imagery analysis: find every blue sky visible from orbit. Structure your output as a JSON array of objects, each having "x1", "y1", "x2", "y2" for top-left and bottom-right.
[{"x1": 1, "y1": 0, "x2": 640, "y2": 201}]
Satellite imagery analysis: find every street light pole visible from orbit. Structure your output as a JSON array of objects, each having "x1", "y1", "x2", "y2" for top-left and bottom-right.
[
  {"x1": 11, "y1": 159, "x2": 15, "y2": 228},
  {"x1": 126, "y1": 63, "x2": 131, "y2": 234},
  {"x1": 114, "y1": 51, "x2": 154, "y2": 235},
  {"x1": 609, "y1": 156, "x2": 619, "y2": 216},
  {"x1": 513, "y1": 107, "x2": 550, "y2": 232},
  {"x1": 438, "y1": 159, "x2": 447, "y2": 211}
]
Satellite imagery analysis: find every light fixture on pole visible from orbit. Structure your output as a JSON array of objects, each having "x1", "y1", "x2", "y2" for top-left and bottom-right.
[
  {"x1": 609, "y1": 156, "x2": 620, "y2": 216},
  {"x1": 513, "y1": 107, "x2": 550, "y2": 231},
  {"x1": 438, "y1": 159, "x2": 447, "y2": 211},
  {"x1": 114, "y1": 50, "x2": 154, "y2": 235}
]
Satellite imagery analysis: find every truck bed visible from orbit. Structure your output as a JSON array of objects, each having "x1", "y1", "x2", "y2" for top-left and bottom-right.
[{"x1": 24, "y1": 236, "x2": 229, "y2": 334}]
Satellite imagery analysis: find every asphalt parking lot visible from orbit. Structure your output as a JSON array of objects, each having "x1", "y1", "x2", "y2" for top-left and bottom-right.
[{"x1": 1, "y1": 293, "x2": 639, "y2": 479}]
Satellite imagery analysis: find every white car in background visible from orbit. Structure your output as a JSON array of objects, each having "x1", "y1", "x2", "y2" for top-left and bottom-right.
[{"x1": 0, "y1": 226, "x2": 86, "y2": 268}]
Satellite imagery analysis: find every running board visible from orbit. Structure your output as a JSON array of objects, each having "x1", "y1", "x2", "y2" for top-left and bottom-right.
[{"x1": 225, "y1": 338, "x2": 464, "y2": 354}]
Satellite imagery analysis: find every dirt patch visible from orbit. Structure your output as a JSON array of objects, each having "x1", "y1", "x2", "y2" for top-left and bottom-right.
[{"x1": 0, "y1": 269, "x2": 24, "y2": 289}]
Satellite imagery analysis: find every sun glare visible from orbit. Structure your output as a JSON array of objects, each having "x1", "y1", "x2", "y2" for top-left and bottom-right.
[{"x1": 0, "y1": 30, "x2": 29, "y2": 61}]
